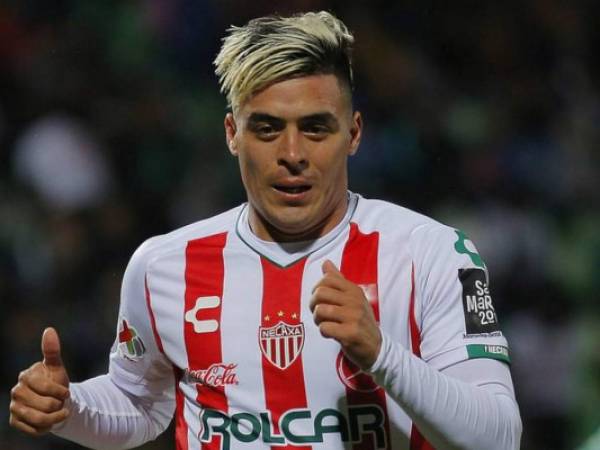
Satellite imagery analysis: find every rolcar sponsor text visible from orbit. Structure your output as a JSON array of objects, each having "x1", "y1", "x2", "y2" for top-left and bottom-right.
[{"x1": 199, "y1": 405, "x2": 386, "y2": 449}]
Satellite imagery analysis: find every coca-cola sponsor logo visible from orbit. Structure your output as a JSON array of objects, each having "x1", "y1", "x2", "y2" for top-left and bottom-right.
[{"x1": 185, "y1": 363, "x2": 239, "y2": 387}]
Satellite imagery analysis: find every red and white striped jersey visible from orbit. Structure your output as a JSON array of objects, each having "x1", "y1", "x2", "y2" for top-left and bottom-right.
[{"x1": 110, "y1": 192, "x2": 509, "y2": 450}]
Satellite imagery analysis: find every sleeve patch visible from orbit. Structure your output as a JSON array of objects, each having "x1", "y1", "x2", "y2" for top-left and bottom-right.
[
  {"x1": 454, "y1": 230, "x2": 485, "y2": 268},
  {"x1": 467, "y1": 344, "x2": 510, "y2": 364},
  {"x1": 459, "y1": 268, "x2": 501, "y2": 335},
  {"x1": 117, "y1": 318, "x2": 146, "y2": 361}
]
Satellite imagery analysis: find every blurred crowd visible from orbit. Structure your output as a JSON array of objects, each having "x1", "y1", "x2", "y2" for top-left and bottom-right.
[{"x1": 0, "y1": 1, "x2": 598, "y2": 449}]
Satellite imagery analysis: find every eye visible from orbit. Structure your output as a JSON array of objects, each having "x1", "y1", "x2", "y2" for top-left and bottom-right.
[
  {"x1": 307, "y1": 124, "x2": 327, "y2": 133},
  {"x1": 303, "y1": 123, "x2": 330, "y2": 139},
  {"x1": 251, "y1": 122, "x2": 280, "y2": 140},
  {"x1": 257, "y1": 124, "x2": 275, "y2": 135}
]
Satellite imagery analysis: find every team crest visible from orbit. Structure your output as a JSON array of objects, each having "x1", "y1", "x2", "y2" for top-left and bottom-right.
[
  {"x1": 117, "y1": 318, "x2": 146, "y2": 361},
  {"x1": 259, "y1": 321, "x2": 304, "y2": 370}
]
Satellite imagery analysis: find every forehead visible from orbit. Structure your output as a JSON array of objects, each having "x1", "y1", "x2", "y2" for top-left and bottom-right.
[{"x1": 238, "y1": 74, "x2": 350, "y2": 120}]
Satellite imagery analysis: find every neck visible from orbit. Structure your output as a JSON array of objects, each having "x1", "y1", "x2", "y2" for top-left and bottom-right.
[{"x1": 248, "y1": 195, "x2": 349, "y2": 243}]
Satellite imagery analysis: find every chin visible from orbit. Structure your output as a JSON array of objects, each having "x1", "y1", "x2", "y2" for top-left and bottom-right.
[
  {"x1": 272, "y1": 219, "x2": 310, "y2": 234},
  {"x1": 278, "y1": 219, "x2": 327, "y2": 240},
  {"x1": 264, "y1": 212, "x2": 308, "y2": 234}
]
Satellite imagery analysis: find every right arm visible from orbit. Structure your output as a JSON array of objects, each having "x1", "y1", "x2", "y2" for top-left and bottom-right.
[
  {"x1": 10, "y1": 239, "x2": 176, "y2": 449},
  {"x1": 52, "y1": 372, "x2": 174, "y2": 450}
]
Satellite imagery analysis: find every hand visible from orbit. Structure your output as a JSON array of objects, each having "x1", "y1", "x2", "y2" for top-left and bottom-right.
[
  {"x1": 9, "y1": 327, "x2": 71, "y2": 436},
  {"x1": 310, "y1": 260, "x2": 382, "y2": 370}
]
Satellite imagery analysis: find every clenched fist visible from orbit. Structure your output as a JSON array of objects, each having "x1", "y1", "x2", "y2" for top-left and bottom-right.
[
  {"x1": 310, "y1": 260, "x2": 382, "y2": 370},
  {"x1": 9, "y1": 327, "x2": 71, "y2": 436}
]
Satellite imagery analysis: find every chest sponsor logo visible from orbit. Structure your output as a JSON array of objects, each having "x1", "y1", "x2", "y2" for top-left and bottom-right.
[
  {"x1": 259, "y1": 321, "x2": 304, "y2": 370},
  {"x1": 117, "y1": 318, "x2": 145, "y2": 361},
  {"x1": 185, "y1": 296, "x2": 220, "y2": 333},
  {"x1": 184, "y1": 363, "x2": 239, "y2": 387},
  {"x1": 336, "y1": 351, "x2": 379, "y2": 393},
  {"x1": 459, "y1": 268, "x2": 501, "y2": 335},
  {"x1": 199, "y1": 405, "x2": 386, "y2": 449}
]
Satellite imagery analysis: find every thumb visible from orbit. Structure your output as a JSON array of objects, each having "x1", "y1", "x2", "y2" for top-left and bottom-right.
[
  {"x1": 42, "y1": 327, "x2": 64, "y2": 370},
  {"x1": 322, "y1": 259, "x2": 344, "y2": 277}
]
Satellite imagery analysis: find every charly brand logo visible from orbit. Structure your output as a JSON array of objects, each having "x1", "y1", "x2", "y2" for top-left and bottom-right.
[
  {"x1": 185, "y1": 363, "x2": 239, "y2": 387},
  {"x1": 117, "y1": 318, "x2": 145, "y2": 361},
  {"x1": 454, "y1": 230, "x2": 485, "y2": 268},
  {"x1": 185, "y1": 296, "x2": 221, "y2": 333},
  {"x1": 336, "y1": 351, "x2": 379, "y2": 393},
  {"x1": 259, "y1": 321, "x2": 305, "y2": 370}
]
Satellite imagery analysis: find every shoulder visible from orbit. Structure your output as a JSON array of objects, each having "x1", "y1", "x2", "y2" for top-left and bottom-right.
[
  {"x1": 353, "y1": 194, "x2": 457, "y2": 243},
  {"x1": 127, "y1": 204, "x2": 243, "y2": 272},
  {"x1": 352, "y1": 194, "x2": 475, "y2": 266}
]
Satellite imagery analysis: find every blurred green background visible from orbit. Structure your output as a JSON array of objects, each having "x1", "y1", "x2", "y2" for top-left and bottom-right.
[{"x1": 0, "y1": 1, "x2": 598, "y2": 449}]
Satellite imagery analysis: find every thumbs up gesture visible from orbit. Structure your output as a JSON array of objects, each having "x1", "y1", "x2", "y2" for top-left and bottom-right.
[{"x1": 9, "y1": 328, "x2": 71, "y2": 435}]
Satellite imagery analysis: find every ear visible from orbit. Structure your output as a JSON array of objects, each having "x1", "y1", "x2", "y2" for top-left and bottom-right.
[
  {"x1": 224, "y1": 113, "x2": 238, "y2": 156},
  {"x1": 348, "y1": 110, "x2": 362, "y2": 156}
]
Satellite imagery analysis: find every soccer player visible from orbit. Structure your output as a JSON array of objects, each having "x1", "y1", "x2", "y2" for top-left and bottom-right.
[{"x1": 9, "y1": 11, "x2": 522, "y2": 450}]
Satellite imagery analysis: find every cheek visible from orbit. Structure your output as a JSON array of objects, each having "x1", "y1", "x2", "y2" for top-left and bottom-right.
[
  {"x1": 318, "y1": 148, "x2": 348, "y2": 178},
  {"x1": 238, "y1": 150, "x2": 264, "y2": 188}
]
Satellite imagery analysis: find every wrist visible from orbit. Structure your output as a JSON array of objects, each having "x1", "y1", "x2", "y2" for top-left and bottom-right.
[{"x1": 365, "y1": 330, "x2": 387, "y2": 373}]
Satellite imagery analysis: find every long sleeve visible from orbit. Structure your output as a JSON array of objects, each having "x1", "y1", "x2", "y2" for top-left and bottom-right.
[
  {"x1": 52, "y1": 236, "x2": 176, "y2": 449},
  {"x1": 369, "y1": 333, "x2": 522, "y2": 450},
  {"x1": 52, "y1": 374, "x2": 174, "y2": 450}
]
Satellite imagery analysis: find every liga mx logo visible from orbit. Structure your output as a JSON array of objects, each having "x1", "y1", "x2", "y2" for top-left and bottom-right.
[
  {"x1": 117, "y1": 318, "x2": 146, "y2": 361},
  {"x1": 259, "y1": 321, "x2": 305, "y2": 370}
]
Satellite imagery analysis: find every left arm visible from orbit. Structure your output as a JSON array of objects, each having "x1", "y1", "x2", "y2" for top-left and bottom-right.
[
  {"x1": 369, "y1": 332, "x2": 521, "y2": 450},
  {"x1": 311, "y1": 260, "x2": 522, "y2": 450}
]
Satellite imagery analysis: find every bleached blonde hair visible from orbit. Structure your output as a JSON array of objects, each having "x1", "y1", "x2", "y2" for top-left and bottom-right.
[{"x1": 214, "y1": 11, "x2": 354, "y2": 112}]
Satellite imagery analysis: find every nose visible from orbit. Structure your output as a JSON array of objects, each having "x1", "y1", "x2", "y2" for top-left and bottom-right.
[{"x1": 277, "y1": 129, "x2": 307, "y2": 173}]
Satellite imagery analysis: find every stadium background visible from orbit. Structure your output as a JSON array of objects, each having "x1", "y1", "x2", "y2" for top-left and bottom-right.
[{"x1": 0, "y1": 1, "x2": 598, "y2": 449}]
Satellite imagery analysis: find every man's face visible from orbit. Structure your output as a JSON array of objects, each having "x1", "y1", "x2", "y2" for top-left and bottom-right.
[{"x1": 225, "y1": 74, "x2": 362, "y2": 242}]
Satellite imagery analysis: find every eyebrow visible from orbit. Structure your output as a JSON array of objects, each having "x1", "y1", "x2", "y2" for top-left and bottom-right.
[
  {"x1": 247, "y1": 112, "x2": 339, "y2": 127},
  {"x1": 299, "y1": 113, "x2": 339, "y2": 127},
  {"x1": 247, "y1": 113, "x2": 285, "y2": 127}
]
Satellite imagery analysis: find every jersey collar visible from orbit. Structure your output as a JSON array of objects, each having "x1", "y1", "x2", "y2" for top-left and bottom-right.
[{"x1": 235, "y1": 192, "x2": 359, "y2": 268}]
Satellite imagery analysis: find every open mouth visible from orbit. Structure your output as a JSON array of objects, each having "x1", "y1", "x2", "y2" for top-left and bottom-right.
[{"x1": 273, "y1": 185, "x2": 311, "y2": 194}]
